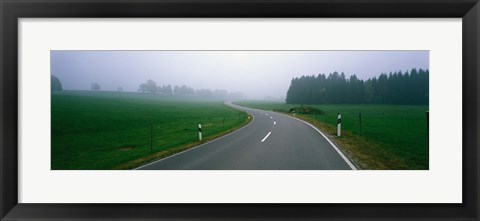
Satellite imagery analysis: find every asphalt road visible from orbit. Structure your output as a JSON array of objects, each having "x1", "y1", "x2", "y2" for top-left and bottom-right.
[{"x1": 137, "y1": 101, "x2": 356, "y2": 170}]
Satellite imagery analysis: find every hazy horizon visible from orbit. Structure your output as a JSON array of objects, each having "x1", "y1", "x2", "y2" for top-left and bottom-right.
[{"x1": 51, "y1": 50, "x2": 429, "y2": 99}]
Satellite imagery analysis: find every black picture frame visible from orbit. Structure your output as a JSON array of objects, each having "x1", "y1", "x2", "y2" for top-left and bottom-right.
[{"x1": 1, "y1": 0, "x2": 479, "y2": 220}]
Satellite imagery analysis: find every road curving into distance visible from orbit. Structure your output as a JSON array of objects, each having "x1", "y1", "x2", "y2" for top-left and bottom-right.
[{"x1": 137, "y1": 101, "x2": 356, "y2": 170}]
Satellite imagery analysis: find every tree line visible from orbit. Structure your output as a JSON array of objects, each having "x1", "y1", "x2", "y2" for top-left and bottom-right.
[
  {"x1": 51, "y1": 75, "x2": 63, "y2": 92},
  {"x1": 137, "y1": 79, "x2": 244, "y2": 99},
  {"x1": 286, "y1": 68, "x2": 429, "y2": 105},
  {"x1": 51, "y1": 76, "x2": 244, "y2": 100},
  {"x1": 52, "y1": 75, "x2": 101, "y2": 92}
]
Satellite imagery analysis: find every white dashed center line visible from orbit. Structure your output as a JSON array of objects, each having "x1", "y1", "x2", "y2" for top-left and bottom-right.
[
  {"x1": 261, "y1": 132, "x2": 272, "y2": 142},
  {"x1": 274, "y1": 121, "x2": 276, "y2": 125}
]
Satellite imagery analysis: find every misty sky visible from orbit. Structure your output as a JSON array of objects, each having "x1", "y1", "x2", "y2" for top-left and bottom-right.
[{"x1": 51, "y1": 51, "x2": 429, "y2": 99}]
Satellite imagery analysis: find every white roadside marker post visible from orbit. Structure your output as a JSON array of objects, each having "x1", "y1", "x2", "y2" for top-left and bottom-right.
[
  {"x1": 198, "y1": 124, "x2": 202, "y2": 141},
  {"x1": 337, "y1": 112, "x2": 341, "y2": 137},
  {"x1": 293, "y1": 110, "x2": 296, "y2": 117}
]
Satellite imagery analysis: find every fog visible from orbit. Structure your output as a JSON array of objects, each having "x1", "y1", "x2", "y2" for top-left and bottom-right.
[{"x1": 51, "y1": 51, "x2": 429, "y2": 99}]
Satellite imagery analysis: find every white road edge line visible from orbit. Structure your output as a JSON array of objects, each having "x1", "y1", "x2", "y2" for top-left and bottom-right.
[
  {"x1": 135, "y1": 106, "x2": 255, "y2": 170},
  {"x1": 284, "y1": 114, "x2": 357, "y2": 170},
  {"x1": 231, "y1": 102, "x2": 357, "y2": 170},
  {"x1": 261, "y1": 132, "x2": 272, "y2": 142}
]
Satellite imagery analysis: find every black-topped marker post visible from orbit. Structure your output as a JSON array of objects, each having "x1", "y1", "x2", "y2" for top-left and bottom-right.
[
  {"x1": 337, "y1": 112, "x2": 341, "y2": 137},
  {"x1": 198, "y1": 124, "x2": 202, "y2": 141}
]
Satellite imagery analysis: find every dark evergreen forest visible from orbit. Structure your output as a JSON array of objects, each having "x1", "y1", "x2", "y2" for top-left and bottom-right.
[{"x1": 286, "y1": 68, "x2": 429, "y2": 105}]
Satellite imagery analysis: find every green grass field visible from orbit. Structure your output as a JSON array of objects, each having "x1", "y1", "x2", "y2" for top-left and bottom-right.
[
  {"x1": 234, "y1": 100, "x2": 428, "y2": 170},
  {"x1": 51, "y1": 91, "x2": 249, "y2": 170}
]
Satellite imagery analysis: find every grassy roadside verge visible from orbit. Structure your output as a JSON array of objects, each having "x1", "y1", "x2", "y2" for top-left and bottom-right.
[
  {"x1": 291, "y1": 114, "x2": 407, "y2": 169},
  {"x1": 234, "y1": 101, "x2": 428, "y2": 170},
  {"x1": 115, "y1": 114, "x2": 252, "y2": 169}
]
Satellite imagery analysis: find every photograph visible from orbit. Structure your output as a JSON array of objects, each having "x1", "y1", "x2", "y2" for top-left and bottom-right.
[
  {"x1": 51, "y1": 50, "x2": 429, "y2": 170},
  {"x1": 3, "y1": 0, "x2": 478, "y2": 219}
]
